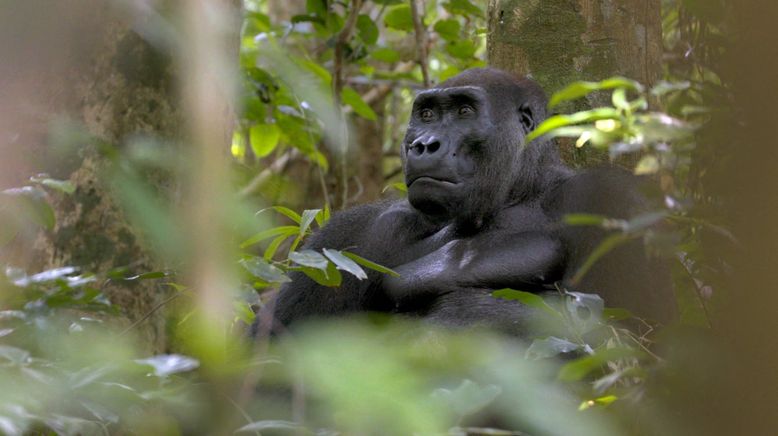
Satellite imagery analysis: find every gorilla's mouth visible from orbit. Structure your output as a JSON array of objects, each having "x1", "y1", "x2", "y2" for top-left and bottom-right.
[{"x1": 408, "y1": 176, "x2": 458, "y2": 187}]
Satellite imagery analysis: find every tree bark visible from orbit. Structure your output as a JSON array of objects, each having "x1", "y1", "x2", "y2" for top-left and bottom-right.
[
  {"x1": 0, "y1": 1, "x2": 239, "y2": 353},
  {"x1": 487, "y1": 0, "x2": 662, "y2": 165}
]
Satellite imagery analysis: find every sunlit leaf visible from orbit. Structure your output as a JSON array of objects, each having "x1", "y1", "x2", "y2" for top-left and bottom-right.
[
  {"x1": 240, "y1": 257, "x2": 291, "y2": 284},
  {"x1": 558, "y1": 347, "x2": 642, "y2": 382},
  {"x1": 526, "y1": 108, "x2": 620, "y2": 142},
  {"x1": 249, "y1": 123, "x2": 281, "y2": 158},
  {"x1": 371, "y1": 47, "x2": 401, "y2": 63},
  {"x1": 432, "y1": 379, "x2": 501, "y2": 417},
  {"x1": 342, "y1": 251, "x2": 399, "y2": 277},
  {"x1": 136, "y1": 354, "x2": 199, "y2": 377},
  {"x1": 29, "y1": 176, "x2": 76, "y2": 194},
  {"x1": 323, "y1": 248, "x2": 367, "y2": 280},
  {"x1": 492, "y1": 289, "x2": 559, "y2": 317},
  {"x1": 236, "y1": 420, "x2": 306, "y2": 433},
  {"x1": 634, "y1": 155, "x2": 660, "y2": 175},
  {"x1": 526, "y1": 337, "x2": 582, "y2": 360},
  {"x1": 549, "y1": 78, "x2": 643, "y2": 108},
  {"x1": 289, "y1": 250, "x2": 329, "y2": 271}
]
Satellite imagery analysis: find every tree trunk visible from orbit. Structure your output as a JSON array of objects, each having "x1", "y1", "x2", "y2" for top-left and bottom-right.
[
  {"x1": 0, "y1": 1, "x2": 239, "y2": 353},
  {"x1": 487, "y1": 0, "x2": 662, "y2": 165}
]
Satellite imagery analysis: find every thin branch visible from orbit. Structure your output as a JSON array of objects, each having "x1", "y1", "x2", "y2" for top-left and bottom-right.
[
  {"x1": 119, "y1": 291, "x2": 181, "y2": 337},
  {"x1": 410, "y1": 0, "x2": 430, "y2": 87},
  {"x1": 238, "y1": 149, "x2": 296, "y2": 198}
]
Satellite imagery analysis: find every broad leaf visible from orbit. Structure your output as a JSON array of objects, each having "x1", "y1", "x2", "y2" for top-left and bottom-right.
[
  {"x1": 384, "y1": 4, "x2": 413, "y2": 31},
  {"x1": 549, "y1": 77, "x2": 643, "y2": 108},
  {"x1": 342, "y1": 251, "x2": 399, "y2": 277},
  {"x1": 492, "y1": 289, "x2": 559, "y2": 317},
  {"x1": 240, "y1": 257, "x2": 291, "y2": 284},
  {"x1": 526, "y1": 337, "x2": 583, "y2": 360},
  {"x1": 342, "y1": 87, "x2": 377, "y2": 121},
  {"x1": 249, "y1": 123, "x2": 281, "y2": 158},
  {"x1": 323, "y1": 248, "x2": 367, "y2": 280}
]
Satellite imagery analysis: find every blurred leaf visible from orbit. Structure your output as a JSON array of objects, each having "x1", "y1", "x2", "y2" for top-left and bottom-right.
[
  {"x1": 357, "y1": 14, "x2": 379, "y2": 45},
  {"x1": 579, "y1": 395, "x2": 618, "y2": 411},
  {"x1": 526, "y1": 337, "x2": 583, "y2": 360},
  {"x1": 236, "y1": 420, "x2": 306, "y2": 433},
  {"x1": 651, "y1": 80, "x2": 691, "y2": 96},
  {"x1": 323, "y1": 248, "x2": 367, "y2": 280},
  {"x1": 564, "y1": 291, "x2": 605, "y2": 325},
  {"x1": 342, "y1": 251, "x2": 399, "y2": 276},
  {"x1": 0, "y1": 345, "x2": 31, "y2": 365},
  {"x1": 563, "y1": 213, "x2": 607, "y2": 227},
  {"x1": 492, "y1": 289, "x2": 559, "y2": 317},
  {"x1": 443, "y1": 0, "x2": 484, "y2": 17},
  {"x1": 264, "y1": 233, "x2": 291, "y2": 260},
  {"x1": 558, "y1": 347, "x2": 641, "y2": 382},
  {"x1": 611, "y1": 88, "x2": 629, "y2": 111},
  {"x1": 1, "y1": 186, "x2": 55, "y2": 230},
  {"x1": 240, "y1": 225, "x2": 299, "y2": 248},
  {"x1": 592, "y1": 367, "x2": 645, "y2": 394},
  {"x1": 136, "y1": 354, "x2": 199, "y2": 377},
  {"x1": 372, "y1": 47, "x2": 401, "y2": 63},
  {"x1": 240, "y1": 257, "x2": 291, "y2": 284},
  {"x1": 384, "y1": 4, "x2": 413, "y2": 31},
  {"x1": 29, "y1": 176, "x2": 76, "y2": 194},
  {"x1": 249, "y1": 123, "x2": 281, "y2": 158},
  {"x1": 634, "y1": 155, "x2": 660, "y2": 175},
  {"x1": 602, "y1": 307, "x2": 634, "y2": 321},
  {"x1": 549, "y1": 78, "x2": 643, "y2": 108},
  {"x1": 445, "y1": 40, "x2": 477, "y2": 59},
  {"x1": 342, "y1": 87, "x2": 377, "y2": 121},
  {"x1": 527, "y1": 108, "x2": 620, "y2": 142},
  {"x1": 13, "y1": 266, "x2": 78, "y2": 287},
  {"x1": 434, "y1": 19, "x2": 461, "y2": 41},
  {"x1": 432, "y1": 379, "x2": 501, "y2": 417}
]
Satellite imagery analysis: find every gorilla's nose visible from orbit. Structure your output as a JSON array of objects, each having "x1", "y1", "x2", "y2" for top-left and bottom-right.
[{"x1": 408, "y1": 135, "x2": 441, "y2": 157}]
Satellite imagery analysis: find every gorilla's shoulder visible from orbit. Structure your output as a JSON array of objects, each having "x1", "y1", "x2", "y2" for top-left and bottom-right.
[
  {"x1": 544, "y1": 166, "x2": 654, "y2": 219},
  {"x1": 306, "y1": 199, "x2": 410, "y2": 249}
]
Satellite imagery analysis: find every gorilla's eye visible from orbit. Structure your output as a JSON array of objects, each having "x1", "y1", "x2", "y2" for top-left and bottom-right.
[
  {"x1": 420, "y1": 108, "x2": 435, "y2": 122},
  {"x1": 458, "y1": 105, "x2": 475, "y2": 116}
]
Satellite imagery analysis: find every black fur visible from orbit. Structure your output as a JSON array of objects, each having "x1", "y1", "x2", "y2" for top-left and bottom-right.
[{"x1": 263, "y1": 68, "x2": 674, "y2": 337}]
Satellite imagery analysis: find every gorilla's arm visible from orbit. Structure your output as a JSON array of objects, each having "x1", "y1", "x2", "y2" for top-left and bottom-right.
[{"x1": 383, "y1": 231, "x2": 562, "y2": 307}]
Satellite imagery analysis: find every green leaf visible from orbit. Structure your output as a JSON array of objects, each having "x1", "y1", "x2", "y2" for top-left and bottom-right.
[
  {"x1": 249, "y1": 123, "x2": 281, "y2": 158},
  {"x1": 289, "y1": 250, "x2": 329, "y2": 270},
  {"x1": 445, "y1": 40, "x2": 476, "y2": 59},
  {"x1": 240, "y1": 225, "x2": 299, "y2": 248},
  {"x1": 564, "y1": 291, "x2": 604, "y2": 325},
  {"x1": 432, "y1": 379, "x2": 501, "y2": 417},
  {"x1": 384, "y1": 4, "x2": 413, "y2": 31},
  {"x1": 526, "y1": 108, "x2": 620, "y2": 142},
  {"x1": 570, "y1": 234, "x2": 632, "y2": 285},
  {"x1": 264, "y1": 233, "x2": 291, "y2": 261},
  {"x1": 260, "y1": 206, "x2": 302, "y2": 224},
  {"x1": 651, "y1": 80, "x2": 691, "y2": 96},
  {"x1": 434, "y1": 19, "x2": 461, "y2": 41},
  {"x1": 323, "y1": 248, "x2": 367, "y2": 280},
  {"x1": 372, "y1": 47, "x2": 401, "y2": 63},
  {"x1": 135, "y1": 354, "x2": 199, "y2": 377},
  {"x1": 240, "y1": 257, "x2": 291, "y2": 284},
  {"x1": 29, "y1": 176, "x2": 76, "y2": 194},
  {"x1": 549, "y1": 77, "x2": 643, "y2": 108},
  {"x1": 563, "y1": 213, "x2": 608, "y2": 227},
  {"x1": 526, "y1": 337, "x2": 583, "y2": 360},
  {"x1": 634, "y1": 155, "x2": 660, "y2": 175},
  {"x1": 342, "y1": 87, "x2": 377, "y2": 121},
  {"x1": 236, "y1": 421, "x2": 306, "y2": 434},
  {"x1": 299, "y1": 262, "x2": 342, "y2": 287},
  {"x1": 443, "y1": 0, "x2": 484, "y2": 17},
  {"x1": 611, "y1": 88, "x2": 629, "y2": 111},
  {"x1": 342, "y1": 251, "x2": 399, "y2": 276},
  {"x1": 2, "y1": 186, "x2": 55, "y2": 230},
  {"x1": 290, "y1": 208, "x2": 321, "y2": 252},
  {"x1": 357, "y1": 14, "x2": 379, "y2": 45},
  {"x1": 558, "y1": 347, "x2": 642, "y2": 382},
  {"x1": 492, "y1": 288, "x2": 560, "y2": 317}
]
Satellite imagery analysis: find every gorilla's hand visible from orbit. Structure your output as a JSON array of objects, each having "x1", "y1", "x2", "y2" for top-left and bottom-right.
[{"x1": 383, "y1": 232, "x2": 563, "y2": 309}]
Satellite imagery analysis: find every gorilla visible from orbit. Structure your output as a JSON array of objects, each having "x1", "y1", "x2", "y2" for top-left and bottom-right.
[{"x1": 263, "y1": 68, "x2": 674, "y2": 337}]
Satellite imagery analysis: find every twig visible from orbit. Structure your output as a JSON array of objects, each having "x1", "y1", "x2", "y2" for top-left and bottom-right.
[
  {"x1": 333, "y1": 0, "x2": 364, "y2": 209},
  {"x1": 409, "y1": 0, "x2": 430, "y2": 87},
  {"x1": 119, "y1": 291, "x2": 181, "y2": 337},
  {"x1": 238, "y1": 149, "x2": 296, "y2": 198}
]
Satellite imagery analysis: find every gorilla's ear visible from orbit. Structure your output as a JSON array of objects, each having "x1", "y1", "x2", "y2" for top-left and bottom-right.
[{"x1": 519, "y1": 103, "x2": 535, "y2": 134}]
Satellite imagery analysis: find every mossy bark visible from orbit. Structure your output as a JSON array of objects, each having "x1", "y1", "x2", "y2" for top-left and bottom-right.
[{"x1": 487, "y1": 0, "x2": 661, "y2": 165}]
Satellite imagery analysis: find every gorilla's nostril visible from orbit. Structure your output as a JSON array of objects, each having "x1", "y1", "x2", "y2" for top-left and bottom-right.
[
  {"x1": 411, "y1": 143, "x2": 425, "y2": 155},
  {"x1": 427, "y1": 142, "x2": 440, "y2": 153}
]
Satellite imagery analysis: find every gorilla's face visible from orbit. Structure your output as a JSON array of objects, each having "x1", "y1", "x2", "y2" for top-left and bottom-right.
[{"x1": 401, "y1": 85, "x2": 495, "y2": 218}]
